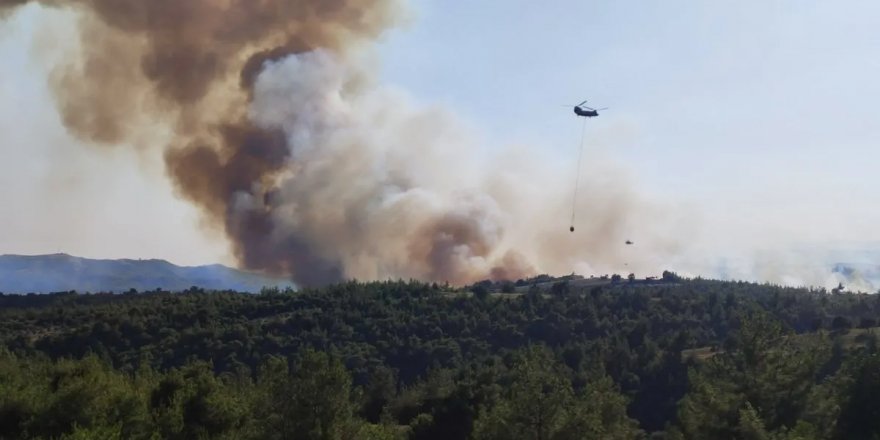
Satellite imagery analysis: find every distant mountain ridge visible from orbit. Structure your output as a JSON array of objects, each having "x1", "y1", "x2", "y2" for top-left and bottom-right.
[{"x1": 0, "y1": 253, "x2": 294, "y2": 294}]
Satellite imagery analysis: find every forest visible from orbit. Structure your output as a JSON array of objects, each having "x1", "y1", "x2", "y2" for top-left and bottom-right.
[{"x1": 2, "y1": 275, "x2": 880, "y2": 439}]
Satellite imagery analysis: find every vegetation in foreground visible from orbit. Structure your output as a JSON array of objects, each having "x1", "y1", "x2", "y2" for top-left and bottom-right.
[{"x1": 2, "y1": 276, "x2": 880, "y2": 439}]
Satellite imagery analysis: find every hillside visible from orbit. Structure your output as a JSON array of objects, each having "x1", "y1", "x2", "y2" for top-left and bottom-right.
[
  {"x1": 3, "y1": 278, "x2": 880, "y2": 438},
  {"x1": 0, "y1": 253, "x2": 294, "y2": 293}
]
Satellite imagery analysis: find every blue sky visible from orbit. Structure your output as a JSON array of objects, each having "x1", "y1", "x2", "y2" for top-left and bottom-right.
[
  {"x1": 376, "y1": 0, "x2": 880, "y2": 252},
  {"x1": 377, "y1": 1, "x2": 879, "y2": 201},
  {"x1": 1, "y1": 1, "x2": 878, "y2": 286}
]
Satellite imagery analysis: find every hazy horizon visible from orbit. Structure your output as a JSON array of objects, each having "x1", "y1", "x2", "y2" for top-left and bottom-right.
[{"x1": 1, "y1": 1, "x2": 878, "y2": 290}]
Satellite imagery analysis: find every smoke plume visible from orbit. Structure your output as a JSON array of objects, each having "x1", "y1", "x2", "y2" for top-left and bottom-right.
[{"x1": 1, "y1": 0, "x2": 684, "y2": 286}]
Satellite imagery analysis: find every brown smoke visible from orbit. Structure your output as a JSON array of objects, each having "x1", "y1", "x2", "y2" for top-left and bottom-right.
[
  {"x1": 1, "y1": 0, "x2": 683, "y2": 287},
  {"x1": 1, "y1": 0, "x2": 404, "y2": 285}
]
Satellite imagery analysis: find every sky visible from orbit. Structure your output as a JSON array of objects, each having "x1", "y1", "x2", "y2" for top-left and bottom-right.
[
  {"x1": 377, "y1": 1, "x2": 880, "y2": 215},
  {"x1": 376, "y1": 1, "x2": 880, "y2": 277},
  {"x1": 0, "y1": 1, "x2": 878, "y2": 286}
]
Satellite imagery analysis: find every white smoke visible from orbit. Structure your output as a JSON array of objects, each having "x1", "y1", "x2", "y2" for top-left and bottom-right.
[{"x1": 245, "y1": 50, "x2": 690, "y2": 284}]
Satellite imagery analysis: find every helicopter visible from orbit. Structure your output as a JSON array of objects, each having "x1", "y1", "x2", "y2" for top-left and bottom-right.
[
  {"x1": 625, "y1": 240, "x2": 633, "y2": 245},
  {"x1": 572, "y1": 100, "x2": 607, "y2": 118},
  {"x1": 567, "y1": 98, "x2": 608, "y2": 234}
]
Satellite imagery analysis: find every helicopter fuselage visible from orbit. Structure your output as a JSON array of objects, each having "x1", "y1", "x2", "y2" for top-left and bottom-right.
[{"x1": 573, "y1": 106, "x2": 599, "y2": 117}]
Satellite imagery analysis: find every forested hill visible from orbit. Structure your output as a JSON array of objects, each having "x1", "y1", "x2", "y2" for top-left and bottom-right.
[
  {"x1": 0, "y1": 253, "x2": 293, "y2": 293},
  {"x1": 2, "y1": 278, "x2": 880, "y2": 439}
]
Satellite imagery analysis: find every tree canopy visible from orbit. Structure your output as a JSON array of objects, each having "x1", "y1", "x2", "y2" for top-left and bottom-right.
[{"x1": 1, "y1": 278, "x2": 879, "y2": 439}]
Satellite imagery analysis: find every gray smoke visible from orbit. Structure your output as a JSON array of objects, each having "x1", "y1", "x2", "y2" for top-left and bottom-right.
[{"x1": 1, "y1": 0, "x2": 688, "y2": 286}]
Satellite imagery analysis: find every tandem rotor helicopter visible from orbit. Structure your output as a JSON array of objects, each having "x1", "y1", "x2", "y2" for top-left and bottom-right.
[
  {"x1": 571, "y1": 100, "x2": 607, "y2": 118},
  {"x1": 567, "y1": 99, "x2": 608, "y2": 233}
]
